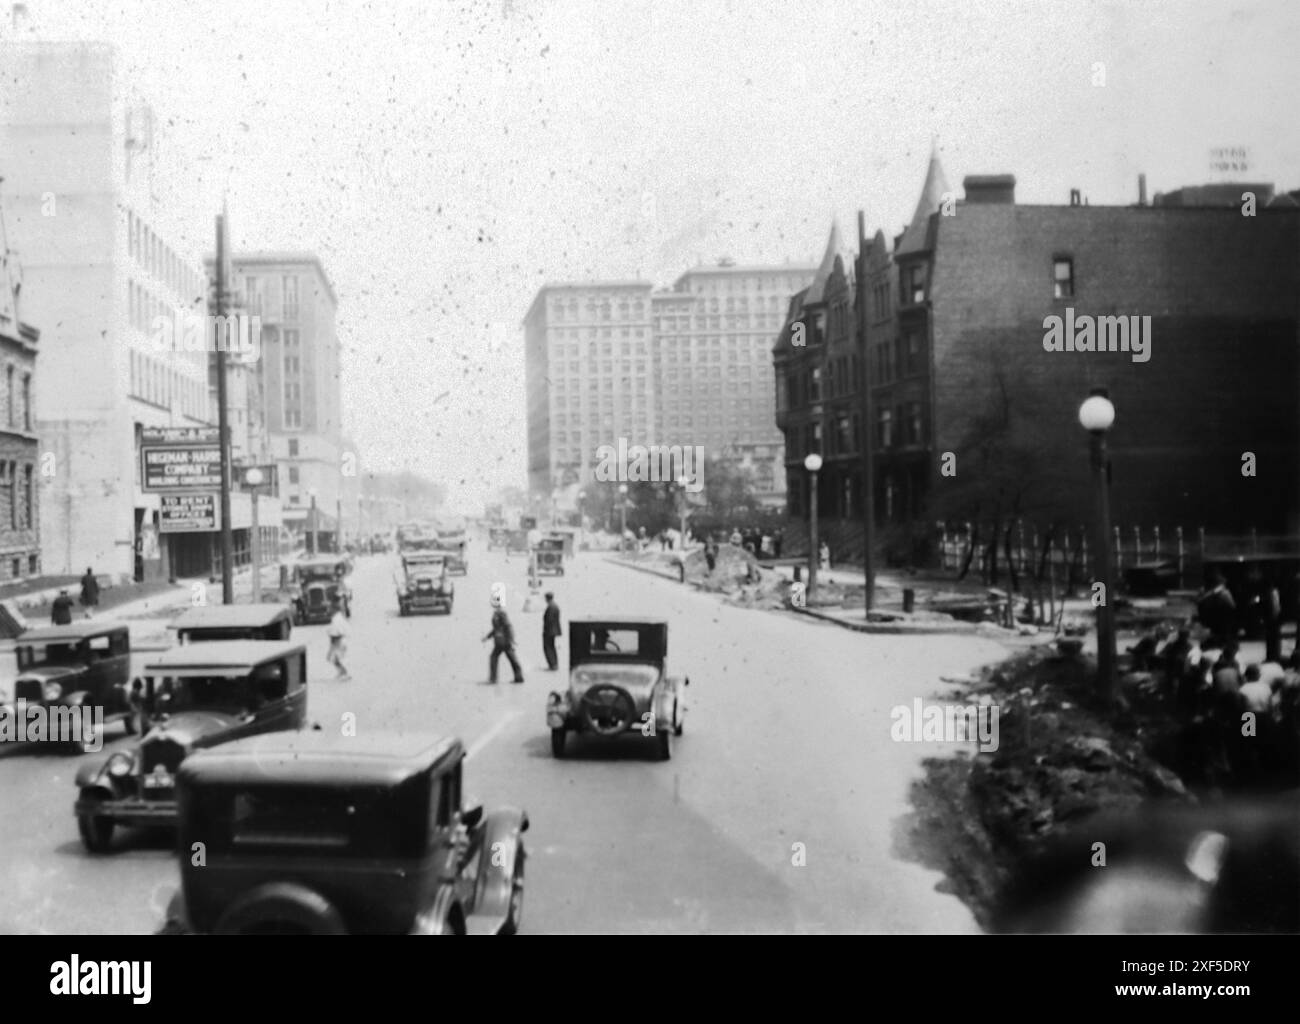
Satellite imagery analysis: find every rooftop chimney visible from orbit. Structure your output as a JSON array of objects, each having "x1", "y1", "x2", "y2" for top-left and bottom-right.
[{"x1": 963, "y1": 175, "x2": 1016, "y2": 204}]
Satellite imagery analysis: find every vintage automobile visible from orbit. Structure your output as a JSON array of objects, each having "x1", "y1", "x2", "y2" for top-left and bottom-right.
[
  {"x1": 170, "y1": 603, "x2": 294, "y2": 643},
  {"x1": 396, "y1": 552, "x2": 454, "y2": 615},
  {"x1": 546, "y1": 618, "x2": 688, "y2": 760},
  {"x1": 487, "y1": 527, "x2": 511, "y2": 551},
  {"x1": 159, "y1": 730, "x2": 529, "y2": 935},
  {"x1": 10, "y1": 622, "x2": 135, "y2": 753},
  {"x1": 530, "y1": 535, "x2": 566, "y2": 577},
  {"x1": 74, "y1": 640, "x2": 308, "y2": 853},
  {"x1": 435, "y1": 536, "x2": 468, "y2": 575},
  {"x1": 290, "y1": 557, "x2": 351, "y2": 624}
]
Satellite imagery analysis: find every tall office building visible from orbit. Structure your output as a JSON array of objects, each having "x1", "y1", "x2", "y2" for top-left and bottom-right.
[
  {"x1": 1, "y1": 42, "x2": 214, "y2": 578},
  {"x1": 524, "y1": 261, "x2": 815, "y2": 502},
  {"x1": 230, "y1": 253, "x2": 345, "y2": 548}
]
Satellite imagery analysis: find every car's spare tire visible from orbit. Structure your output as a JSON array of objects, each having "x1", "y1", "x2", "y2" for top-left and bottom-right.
[
  {"x1": 213, "y1": 882, "x2": 348, "y2": 935},
  {"x1": 579, "y1": 685, "x2": 636, "y2": 736}
]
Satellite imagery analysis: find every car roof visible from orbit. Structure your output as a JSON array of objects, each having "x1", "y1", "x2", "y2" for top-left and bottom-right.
[
  {"x1": 19, "y1": 621, "x2": 128, "y2": 642},
  {"x1": 170, "y1": 603, "x2": 293, "y2": 629},
  {"x1": 144, "y1": 640, "x2": 305, "y2": 672},
  {"x1": 572, "y1": 617, "x2": 667, "y2": 626},
  {"x1": 179, "y1": 730, "x2": 462, "y2": 787}
]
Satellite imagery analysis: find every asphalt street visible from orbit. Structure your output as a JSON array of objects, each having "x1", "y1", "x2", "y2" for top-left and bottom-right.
[{"x1": 0, "y1": 542, "x2": 1010, "y2": 934}]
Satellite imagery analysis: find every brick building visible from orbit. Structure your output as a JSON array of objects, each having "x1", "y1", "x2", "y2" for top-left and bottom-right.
[
  {"x1": 775, "y1": 154, "x2": 1300, "y2": 562},
  {"x1": 0, "y1": 199, "x2": 40, "y2": 582}
]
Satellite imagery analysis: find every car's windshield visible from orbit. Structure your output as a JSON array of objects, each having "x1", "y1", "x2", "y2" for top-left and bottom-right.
[
  {"x1": 148, "y1": 673, "x2": 260, "y2": 713},
  {"x1": 17, "y1": 641, "x2": 84, "y2": 667}
]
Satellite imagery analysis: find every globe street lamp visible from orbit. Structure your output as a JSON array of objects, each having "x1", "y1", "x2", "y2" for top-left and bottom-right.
[
  {"x1": 804, "y1": 453, "x2": 823, "y2": 596},
  {"x1": 244, "y1": 467, "x2": 265, "y2": 604},
  {"x1": 1079, "y1": 390, "x2": 1117, "y2": 702}
]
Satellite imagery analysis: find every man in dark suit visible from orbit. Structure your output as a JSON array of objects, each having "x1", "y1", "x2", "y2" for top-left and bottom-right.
[
  {"x1": 542, "y1": 592, "x2": 562, "y2": 671},
  {"x1": 483, "y1": 598, "x2": 524, "y2": 684}
]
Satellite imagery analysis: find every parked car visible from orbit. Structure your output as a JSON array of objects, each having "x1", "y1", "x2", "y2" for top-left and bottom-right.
[
  {"x1": 290, "y1": 557, "x2": 351, "y2": 624},
  {"x1": 160, "y1": 730, "x2": 529, "y2": 935},
  {"x1": 73, "y1": 640, "x2": 309, "y2": 853},
  {"x1": 9, "y1": 622, "x2": 135, "y2": 754},
  {"x1": 396, "y1": 552, "x2": 454, "y2": 615},
  {"x1": 530, "y1": 536, "x2": 565, "y2": 577},
  {"x1": 487, "y1": 527, "x2": 510, "y2": 551},
  {"x1": 170, "y1": 603, "x2": 294, "y2": 643},
  {"x1": 546, "y1": 618, "x2": 688, "y2": 760}
]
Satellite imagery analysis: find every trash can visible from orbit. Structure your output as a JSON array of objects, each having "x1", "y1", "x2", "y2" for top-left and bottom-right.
[{"x1": 903, "y1": 588, "x2": 915, "y2": 613}]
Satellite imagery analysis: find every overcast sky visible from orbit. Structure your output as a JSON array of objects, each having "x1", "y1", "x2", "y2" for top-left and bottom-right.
[{"x1": 15, "y1": 0, "x2": 1300, "y2": 512}]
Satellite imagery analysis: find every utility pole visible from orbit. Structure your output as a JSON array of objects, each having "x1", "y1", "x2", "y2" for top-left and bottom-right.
[
  {"x1": 215, "y1": 205, "x2": 234, "y2": 604},
  {"x1": 857, "y1": 210, "x2": 876, "y2": 615}
]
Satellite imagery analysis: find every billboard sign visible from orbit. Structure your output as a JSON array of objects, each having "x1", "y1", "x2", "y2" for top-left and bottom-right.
[{"x1": 159, "y1": 493, "x2": 220, "y2": 533}]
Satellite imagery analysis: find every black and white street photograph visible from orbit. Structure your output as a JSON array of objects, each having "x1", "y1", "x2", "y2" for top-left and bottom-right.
[{"x1": 0, "y1": 0, "x2": 1297, "y2": 980}]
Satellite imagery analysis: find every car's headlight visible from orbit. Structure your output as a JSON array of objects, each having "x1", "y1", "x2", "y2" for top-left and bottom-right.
[
  {"x1": 107, "y1": 752, "x2": 135, "y2": 778},
  {"x1": 43, "y1": 682, "x2": 63, "y2": 702}
]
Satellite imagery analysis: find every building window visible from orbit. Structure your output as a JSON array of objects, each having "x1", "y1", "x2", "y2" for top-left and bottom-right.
[
  {"x1": 906, "y1": 402, "x2": 923, "y2": 445},
  {"x1": 1053, "y1": 257, "x2": 1074, "y2": 299},
  {"x1": 877, "y1": 408, "x2": 893, "y2": 448},
  {"x1": 904, "y1": 331, "x2": 924, "y2": 375},
  {"x1": 289, "y1": 466, "x2": 300, "y2": 484},
  {"x1": 283, "y1": 329, "x2": 299, "y2": 349},
  {"x1": 288, "y1": 439, "x2": 299, "y2": 457},
  {"x1": 283, "y1": 275, "x2": 299, "y2": 319},
  {"x1": 285, "y1": 410, "x2": 302, "y2": 429},
  {"x1": 23, "y1": 465, "x2": 32, "y2": 528},
  {"x1": 22, "y1": 374, "x2": 31, "y2": 431},
  {"x1": 244, "y1": 276, "x2": 261, "y2": 313}
]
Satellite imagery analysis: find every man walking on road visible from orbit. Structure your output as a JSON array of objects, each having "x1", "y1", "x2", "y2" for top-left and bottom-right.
[
  {"x1": 79, "y1": 568, "x2": 100, "y2": 617},
  {"x1": 542, "y1": 592, "x2": 562, "y2": 671},
  {"x1": 484, "y1": 598, "x2": 524, "y2": 684},
  {"x1": 51, "y1": 589, "x2": 74, "y2": 625}
]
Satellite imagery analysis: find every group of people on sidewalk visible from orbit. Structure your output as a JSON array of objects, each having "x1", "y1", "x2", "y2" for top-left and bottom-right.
[{"x1": 49, "y1": 568, "x2": 100, "y2": 625}]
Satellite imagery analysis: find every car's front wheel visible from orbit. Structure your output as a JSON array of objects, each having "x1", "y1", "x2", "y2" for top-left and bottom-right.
[
  {"x1": 550, "y1": 728, "x2": 566, "y2": 758},
  {"x1": 78, "y1": 793, "x2": 115, "y2": 853}
]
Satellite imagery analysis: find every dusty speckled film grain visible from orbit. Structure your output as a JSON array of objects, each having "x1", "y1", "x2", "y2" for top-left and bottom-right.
[{"x1": 0, "y1": 0, "x2": 1297, "y2": 951}]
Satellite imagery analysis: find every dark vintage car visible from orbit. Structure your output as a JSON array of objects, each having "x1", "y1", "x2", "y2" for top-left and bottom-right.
[
  {"x1": 530, "y1": 536, "x2": 565, "y2": 577},
  {"x1": 487, "y1": 527, "x2": 511, "y2": 551},
  {"x1": 10, "y1": 622, "x2": 134, "y2": 753},
  {"x1": 74, "y1": 640, "x2": 309, "y2": 852},
  {"x1": 546, "y1": 619, "x2": 688, "y2": 760},
  {"x1": 170, "y1": 603, "x2": 294, "y2": 643},
  {"x1": 396, "y1": 553, "x2": 454, "y2": 615},
  {"x1": 290, "y1": 557, "x2": 351, "y2": 625},
  {"x1": 160, "y1": 730, "x2": 529, "y2": 935}
]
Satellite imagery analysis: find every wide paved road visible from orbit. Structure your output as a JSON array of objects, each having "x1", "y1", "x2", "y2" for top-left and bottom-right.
[{"x1": 0, "y1": 543, "x2": 1010, "y2": 934}]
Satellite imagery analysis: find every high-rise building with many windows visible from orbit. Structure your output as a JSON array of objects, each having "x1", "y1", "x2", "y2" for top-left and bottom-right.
[{"x1": 524, "y1": 261, "x2": 815, "y2": 503}]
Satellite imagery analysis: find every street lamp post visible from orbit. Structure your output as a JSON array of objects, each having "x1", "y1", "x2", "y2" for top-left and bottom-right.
[
  {"x1": 1079, "y1": 390, "x2": 1117, "y2": 702},
  {"x1": 308, "y1": 489, "x2": 318, "y2": 557},
  {"x1": 804, "y1": 453, "x2": 823, "y2": 596},
  {"x1": 676, "y1": 475, "x2": 689, "y2": 550},
  {"x1": 618, "y1": 484, "x2": 628, "y2": 540},
  {"x1": 244, "y1": 467, "x2": 264, "y2": 604}
]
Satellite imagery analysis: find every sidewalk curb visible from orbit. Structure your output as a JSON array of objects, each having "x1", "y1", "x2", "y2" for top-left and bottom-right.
[{"x1": 606, "y1": 555, "x2": 1010, "y2": 636}]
